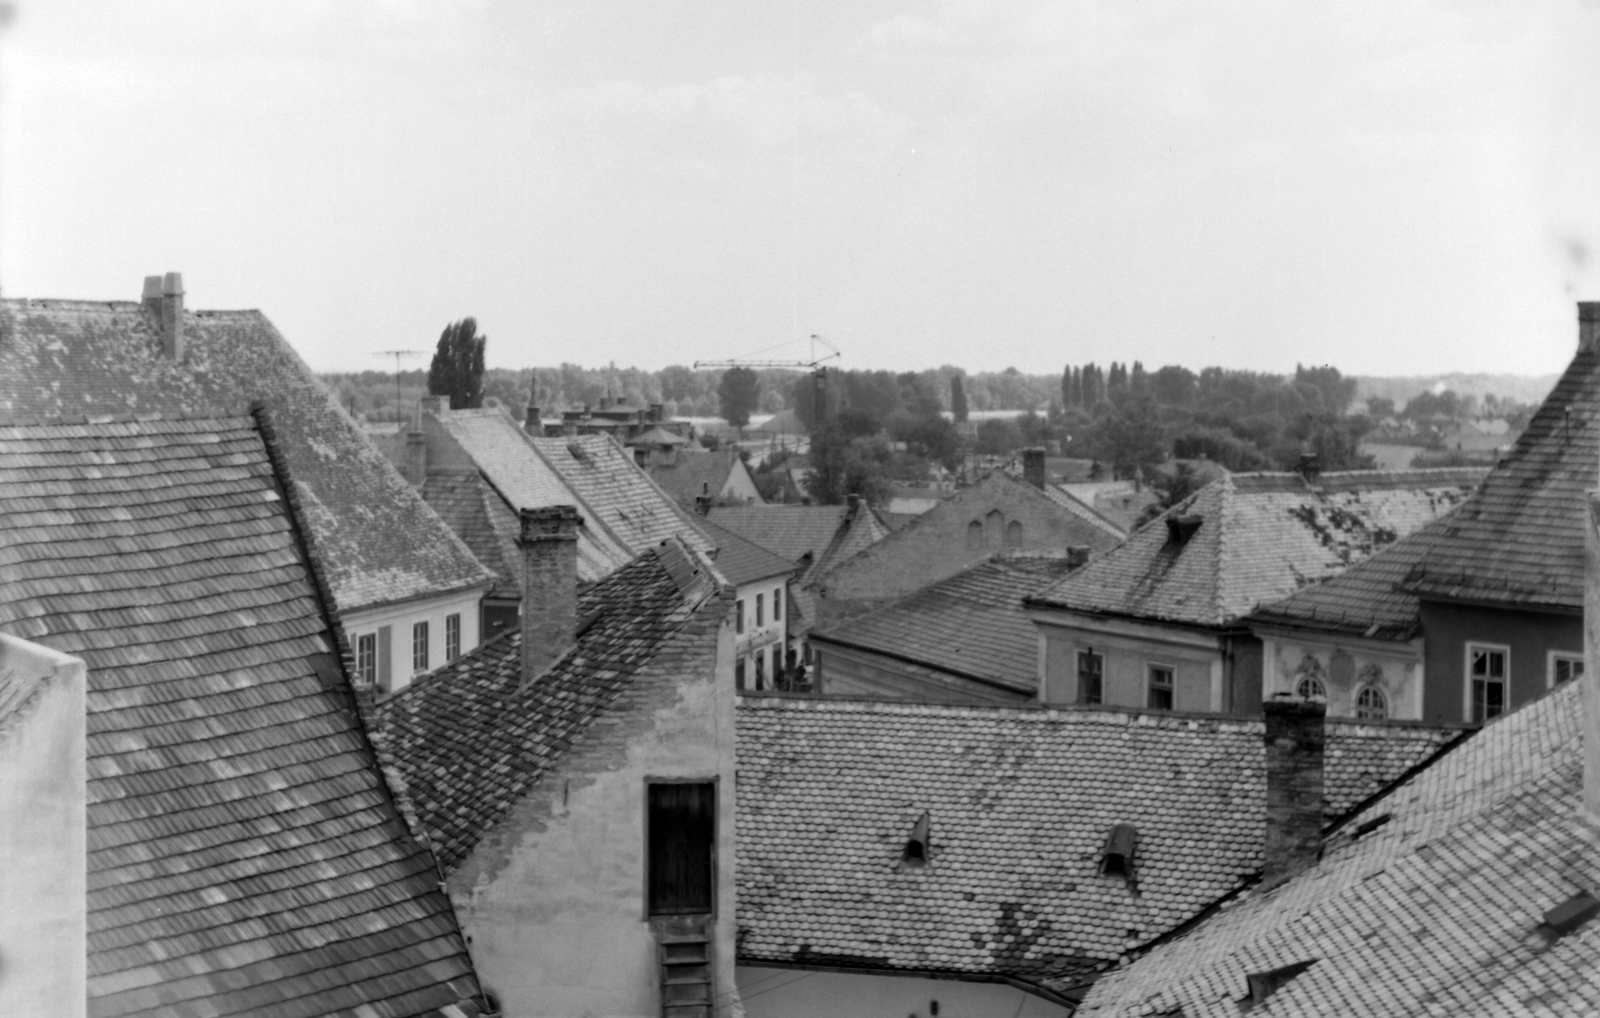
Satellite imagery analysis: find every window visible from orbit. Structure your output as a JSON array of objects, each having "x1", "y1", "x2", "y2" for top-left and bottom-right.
[
  {"x1": 1147, "y1": 665, "x2": 1174, "y2": 711},
  {"x1": 754, "y1": 652, "x2": 766, "y2": 691},
  {"x1": 445, "y1": 613, "x2": 461, "y2": 662},
  {"x1": 1078, "y1": 650, "x2": 1103, "y2": 705},
  {"x1": 412, "y1": 621, "x2": 429, "y2": 673},
  {"x1": 966, "y1": 520, "x2": 982, "y2": 549},
  {"x1": 773, "y1": 587, "x2": 782, "y2": 621},
  {"x1": 1550, "y1": 652, "x2": 1584, "y2": 688},
  {"x1": 735, "y1": 599, "x2": 744, "y2": 634},
  {"x1": 1468, "y1": 643, "x2": 1508, "y2": 723},
  {"x1": 1005, "y1": 520, "x2": 1023, "y2": 547},
  {"x1": 1355, "y1": 685, "x2": 1387, "y2": 721},
  {"x1": 647, "y1": 782, "x2": 716, "y2": 915},
  {"x1": 735, "y1": 657, "x2": 746, "y2": 691},
  {"x1": 356, "y1": 633, "x2": 377, "y2": 685},
  {"x1": 1296, "y1": 675, "x2": 1326, "y2": 699},
  {"x1": 756, "y1": 593, "x2": 764, "y2": 627}
]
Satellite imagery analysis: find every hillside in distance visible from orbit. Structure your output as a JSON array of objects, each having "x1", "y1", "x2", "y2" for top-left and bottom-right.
[{"x1": 1354, "y1": 373, "x2": 1559, "y2": 410}]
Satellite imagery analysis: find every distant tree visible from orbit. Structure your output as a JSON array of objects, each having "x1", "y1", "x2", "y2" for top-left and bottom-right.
[
  {"x1": 1366, "y1": 396, "x2": 1396, "y2": 419},
  {"x1": 1134, "y1": 463, "x2": 1211, "y2": 529},
  {"x1": 975, "y1": 418, "x2": 1024, "y2": 457},
  {"x1": 1149, "y1": 365, "x2": 1197, "y2": 407},
  {"x1": 1131, "y1": 361, "x2": 1148, "y2": 393},
  {"x1": 1294, "y1": 364, "x2": 1358, "y2": 415},
  {"x1": 718, "y1": 366, "x2": 761, "y2": 430},
  {"x1": 428, "y1": 318, "x2": 486, "y2": 410},
  {"x1": 951, "y1": 375, "x2": 969, "y2": 423},
  {"x1": 1087, "y1": 392, "x2": 1166, "y2": 475},
  {"x1": 807, "y1": 428, "x2": 893, "y2": 506}
]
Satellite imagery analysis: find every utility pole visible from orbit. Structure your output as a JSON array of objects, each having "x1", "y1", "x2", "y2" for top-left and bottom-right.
[{"x1": 374, "y1": 350, "x2": 424, "y2": 424}]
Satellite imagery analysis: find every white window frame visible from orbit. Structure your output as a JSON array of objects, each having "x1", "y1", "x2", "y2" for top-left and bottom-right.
[
  {"x1": 1354, "y1": 684, "x2": 1388, "y2": 721},
  {"x1": 1146, "y1": 662, "x2": 1175, "y2": 711},
  {"x1": 356, "y1": 633, "x2": 377, "y2": 685},
  {"x1": 445, "y1": 613, "x2": 461, "y2": 663},
  {"x1": 1464, "y1": 641, "x2": 1510, "y2": 723},
  {"x1": 412, "y1": 620, "x2": 429, "y2": 674},
  {"x1": 1548, "y1": 650, "x2": 1584, "y2": 689}
]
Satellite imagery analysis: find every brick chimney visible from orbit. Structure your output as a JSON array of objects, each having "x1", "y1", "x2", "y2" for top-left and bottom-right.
[
  {"x1": 144, "y1": 272, "x2": 184, "y2": 359},
  {"x1": 519, "y1": 506, "x2": 581, "y2": 686},
  {"x1": 1580, "y1": 301, "x2": 1600, "y2": 354},
  {"x1": 1022, "y1": 447, "x2": 1046, "y2": 490},
  {"x1": 404, "y1": 425, "x2": 426, "y2": 487},
  {"x1": 1261, "y1": 698, "x2": 1325, "y2": 890},
  {"x1": 1582, "y1": 493, "x2": 1600, "y2": 819}
]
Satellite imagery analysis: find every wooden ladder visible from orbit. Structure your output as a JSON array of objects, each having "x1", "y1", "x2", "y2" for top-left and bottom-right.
[{"x1": 657, "y1": 914, "x2": 714, "y2": 1018}]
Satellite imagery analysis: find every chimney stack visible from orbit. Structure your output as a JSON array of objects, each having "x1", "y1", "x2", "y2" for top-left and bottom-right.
[
  {"x1": 1022, "y1": 447, "x2": 1046, "y2": 490},
  {"x1": 519, "y1": 506, "x2": 582, "y2": 686},
  {"x1": 1066, "y1": 545, "x2": 1090, "y2": 569},
  {"x1": 1582, "y1": 494, "x2": 1600, "y2": 820},
  {"x1": 1580, "y1": 302, "x2": 1600, "y2": 354},
  {"x1": 650, "y1": 402, "x2": 665, "y2": 423},
  {"x1": 524, "y1": 404, "x2": 541, "y2": 434},
  {"x1": 1261, "y1": 697, "x2": 1326, "y2": 890},
  {"x1": 145, "y1": 272, "x2": 184, "y2": 359},
  {"x1": 404, "y1": 425, "x2": 426, "y2": 487}
]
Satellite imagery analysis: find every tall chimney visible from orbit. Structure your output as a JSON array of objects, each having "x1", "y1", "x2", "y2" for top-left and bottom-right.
[
  {"x1": 1582, "y1": 494, "x2": 1600, "y2": 820},
  {"x1": 405, "y1": 426, "x2": 426, "y2": 487},
  {"x1": 1022, "y1": 447, "x2": 1046, "y2": 490},
  {"x1": 157, "y1": 272, "x2": 183, "y2": 360},
  {"x1": 141, "y1": 275, "x2": 162, "y2": 316},
  {"x1": 1261, "y1": 698, "x2": 1325, "y2": 890},
  {"x1": 524, "y1": 404, "x2": 541, "y2": 433},
  {"x1": 519, "y1": 505, "x2": 581, "y2": 686},
  {"x1": 1580, "y1": 302, "x2": 1600, "y2": 354}
]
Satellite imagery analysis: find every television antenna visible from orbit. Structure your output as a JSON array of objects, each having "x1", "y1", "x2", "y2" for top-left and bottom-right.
[{"x1": 373, "y1": 349, "x2": 425, "y2": 423}]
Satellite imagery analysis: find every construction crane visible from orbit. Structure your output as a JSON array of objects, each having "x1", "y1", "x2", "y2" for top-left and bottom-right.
[
  {"x1": 373, "y1": 349, "x2": 425, "y2": 424},
  {"x1": 695, "y1": 334, "x2": 841, "y2": 428}
]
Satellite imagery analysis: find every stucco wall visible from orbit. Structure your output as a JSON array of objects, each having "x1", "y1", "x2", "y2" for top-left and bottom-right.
[
  {"x1": 736, "y1": 966, "x2": 1069, "y2": 1018},
  {"x1": 736, "y1": 578, "x2": 788, "y2": 691},
  {"x1": 0, "y1": 634, "x2": 87, "y2": 1018},
  {"x1": 343, "y1": 587, "x2": 484, "y2": 693},
  {"x1": 819, "y1": 475, "x2": 1120, "y2": 608},
  {"x1": 448, "y1": 600, "x2": 738, "y2": 1017},
  {"x1": 1036, "y1": 615, "x2": 1220, "y2": 712},
  {"x1": 1419, "y1": 600, "x2": 1581, "y2": 724},
  {"x1": 1259, "y1": 632, "x2": 1424, "y2": 720}
]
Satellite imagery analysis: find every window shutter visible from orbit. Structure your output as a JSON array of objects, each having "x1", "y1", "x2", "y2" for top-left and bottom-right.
[
  {"x1": 377, "y1": 625, "x2": 392, "y2": 686},
  {"x1": 648, "y1": 783, "x2": 716, "y2": 915}
]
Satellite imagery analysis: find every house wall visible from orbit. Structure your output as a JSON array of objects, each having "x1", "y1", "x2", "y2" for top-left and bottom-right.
[
  {"x1": 818, "y1": 475, "x2": 1119, "y2": 608},
  {"x1": 736, "y1": 966, "x2": 1068, "y2": 1018},
  {"x1": 736, "y1": 578, "x2": 789, "y2": 691},
  {"x1": 811, "y1": 640, "x2": 1032, "y2": 705},
  {"x1": 344, "y1": 587, "x2": 485, "y2": 694},
  {"x1": 446, "y1": 600, "x2": 738, "y2": 1018},
  {"x1": 0, "y1": 635, "x2": 87, "y2": 1018},
  {"x1": 1257, "y1": 630, "x2": 1425, "y2": 720},
  {"x1": 723, "y1": 458, "x2": 764, "y2": 504},
  {"x1": 1033, "y1": 612, "x2": 1222, "y2": 712},
  {"x1": 1419, "y1": 600, "x2": 1581, "y2": 724}
]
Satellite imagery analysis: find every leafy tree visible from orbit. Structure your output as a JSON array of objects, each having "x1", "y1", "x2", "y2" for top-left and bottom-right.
[
  {"x1": 888, "y1": 412, "x2": 962, "y2": 472},
  {"x1": 951, "y1": 375, "x2": 969, "y2": 423},
  {"x1": 1366, "y1": 396, "x2": 1397, "y2": 419},
  {"x1": 807, "y1": 427, "x2": 893, "y2": 506},
  {"x1": 718, "y1": 366, "x2": 761, "y2": 430},
  {"x1": 428, "y1": 318, "x2": 486, "y2": 410},
  {"x1": 1294, "y1": 364, "x2": 1358, "y2": 415},
  {"x1": 975, "y1": 418, "x2": 1023, "y2": 457},
  {"x1": 1087, "y1": 392, "x2": 1166, "y2": 474}
]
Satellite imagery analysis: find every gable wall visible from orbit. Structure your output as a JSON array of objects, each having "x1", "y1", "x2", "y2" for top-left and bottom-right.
[
  {"x1": 818, "y1": 477, "x2": 1119, "y2": 609},
  {"x1": 446, "y1": 605, "x2": 738, "y2": 1017},
  {"x1": 722, "y1": 458, "x2": 764, "y2": 504},
  {"x1": 1033, "y1": 612, "x2": 1221, "y2": 712},
  {"x1": 1258, "y1": 631, "x2": 1424, "y2": 720},
  {"x1": 1419, "y1": 600, "x2": 1581, "y2": 724}
]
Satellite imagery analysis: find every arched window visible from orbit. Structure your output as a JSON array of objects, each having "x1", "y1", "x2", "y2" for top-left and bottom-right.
[
  {"x1": 1355, "y1": 685, "x2": 1388, "y2": 721},
  {"x1": 984, "y1": 509, "x2": 1004, "y2": 547},
  {"x1": 1005, "y1": 520, "x2": 1023, "y2": 547},
  {"x1": 966, "y1": 520, "x2": 983, "y2": 549},
  {"x1": 1293, "y1": 654, "x2": 1327, "y2": 700}
]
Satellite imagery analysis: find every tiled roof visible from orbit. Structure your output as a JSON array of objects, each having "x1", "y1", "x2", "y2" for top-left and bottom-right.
[
  {"x1": 1028, "y1": 469, "x2": 1484, "y2": 628},
  {"x1": 648, "y1": 449, "x2": 740, "y2": 505},
  {"x1": 432, "y1": 407, "x2": 712, "y2": 582},
  {"x1": 1039, "y1": 481, "x2": 1133, "y2": 540},
  {"x1": 734, "y1": 698, "x2": 1460, "y2": 992},
  {"x1": 373, "y1": 544, "x2": 725, "y2": 873},
  {"x1": 707, "y1": 503, "x2": 890, "y2": 583},
  {"x1": 1400, "y1": 346, "x2": 1600, "y2": 610},
  {"x1": 811, "y1": 553, "x2": 1078, "y2": 693},
  {"x1": 694, "y1": 517, "x2": 800, "y2": 586},
  {"x1": 421, "y1": 470, "x2": 522, "y2": 600},
  {"x1": 626, "y1": 425, "x2": 689, "y2": 446},
  {"x1": 1078, "y1": 681, "x2": 1594, "y2": 1017},
  {"x1": 1246, "y1": 513, "x2": 1462, "y2": 641},
  {"x1": 0, "y1": 413, "x2": 481, "y2": 1018},
  {"x1": 0, "y1": 298, "x2": 493, "y2": 614}
]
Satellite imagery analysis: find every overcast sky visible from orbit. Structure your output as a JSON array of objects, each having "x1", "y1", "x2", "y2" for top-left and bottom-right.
[{"x1": 3, "y1": 1, "x2": 1598, "y2": 377}]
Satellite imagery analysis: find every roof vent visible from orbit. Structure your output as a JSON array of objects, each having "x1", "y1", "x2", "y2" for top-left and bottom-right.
[
  {"x1": 1100, "y1": 823, "x2": 1137, "y2": 881},
  {"x1": 899, "y1": 812, "x2": 931, "y2": 870},
  {"x1": 1165, "y1": 514, "x2": 1202, "y2": 545},
  {"x1": 1351, "y1": 813, "x2": 1393, "y2": 840},
  {"x1": 1538, "y1": 890, "x2": 1600, "y2": 940},
  {"x1": 1243, "y1": 960, "x2": 1316, "y2": 1009}
]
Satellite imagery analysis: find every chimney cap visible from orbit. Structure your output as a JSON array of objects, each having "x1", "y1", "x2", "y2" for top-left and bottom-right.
[
  {"x1": 161, "y1": 272, "x2": 184, "y2": 296},
  {"x1": 519, "y1": 505, "x2": 582, "y2": 543}
]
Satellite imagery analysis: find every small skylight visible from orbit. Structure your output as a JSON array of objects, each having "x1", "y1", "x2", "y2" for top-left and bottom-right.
[
  {"x1": 1100, "y1": 823, "x2": 1138, "y2": 880},
  {"x1": 1538, "y1": 891, "x2": 1600, "y2": 940},
  {"x1": 900, "y1": 812, "x2": 931, "y2": 870}
]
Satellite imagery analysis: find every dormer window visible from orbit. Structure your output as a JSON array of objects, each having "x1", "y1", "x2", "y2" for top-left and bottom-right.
[
  {"x1": 1100, "y1": 823, "x2": 1137, "y2": 880},
  {"x1": 1165, "y1": 514, "x2": 1202, "y2": 545},
  {"x1": 1538, "y1": 891, "x2": 1599, "y2": 940},
  {"x1": 1244, "y1": 960, "x2": 1316, "y2": 1008},
  {"x1": 900, "y1": 813, "x2": 931, "y2": 870}
]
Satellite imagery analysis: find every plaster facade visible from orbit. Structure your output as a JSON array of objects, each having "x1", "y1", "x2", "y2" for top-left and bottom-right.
[
  {"x1": 1031, "y1": 610, "x2": 1223, "y2": 713},
  {"x1": 735, "y1": 578, "x2": 789, "y2": 692},
  {"x1": 343, "y1": 587, "x2": 485, "y2": 694},
  {"x1": 736, "y1": 966, "x2": 1069, "y2": 1018},
  {"x1": 1256, "y1": 629, "x2": 1424, "y2": 721},
  {"x1": 446, "y1": 601, "x2": 739, "y2": 1017},
  {"x1": 0, "y1": 634, "x2": 87, "y2": 1018},
  {"x1": 1419, "y1": 600, "x2": 1582, "y2": 725}
]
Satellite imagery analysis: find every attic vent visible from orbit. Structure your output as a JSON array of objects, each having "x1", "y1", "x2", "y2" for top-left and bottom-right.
[
  {"x1": 1352, "y1": 813, "x2": 1392, "y2": 840},
  {"x1": 567, "y1": 442, "x2": 590, "y2": 463},
  {"x1": 900, "y1": 813, "x2": 931, "y2": 870},
  {"x1": 1165, "y1": 514, "x2": 1202, "y2": 545},
  {"x1": 1243, "y1": 960, "x2": 1316, "y2": 1008},
  {"x1": 1100, "y1": 823, "x2": 1137, "y2": 879},
  {"x1": 1538, "y1": 891, "x2": 1600, "y2": 940}
]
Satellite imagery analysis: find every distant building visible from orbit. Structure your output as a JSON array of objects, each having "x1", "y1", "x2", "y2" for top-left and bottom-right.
[
  {"x1": 1025, "y1": 468, "x2": 1485, "y2": 716},
  {"x1": 647, "y1": 446, "x2": 765, "y2": 507},
  {"x1": 0, "y1": 279, "x2": 496, "y2": 695},
  {"x1": 695, "y1": 518, "x2": 801, "y2": 691}
]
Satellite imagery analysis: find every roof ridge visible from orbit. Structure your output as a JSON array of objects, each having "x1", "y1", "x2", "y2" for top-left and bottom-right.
[{"x1": 735, "y1": 694, "x2": 1266, "y2": 728}]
